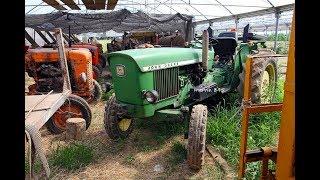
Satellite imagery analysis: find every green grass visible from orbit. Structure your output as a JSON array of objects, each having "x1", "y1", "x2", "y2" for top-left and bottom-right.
[
  {"x1": 134, "y1": 117, "x2": 187, "y2": 152},
  {"x1": 168, "y1": 141, "x2": 187, "y2": 165},
  {"x1": 25, "y1": 158, "x2": 42, "y2": 174},
  {"x1": 102, "y1": 88, "x2": 114, "y2": 101},
  {"x1": 206, "y1": 78, "x2": 285, "y2": 179},
  {"x1": 50, "y1": 143, "x2": 93, "y2": 171},
  {"x1": 124, "y1": 154, "x2": 135, "y2": 164}
]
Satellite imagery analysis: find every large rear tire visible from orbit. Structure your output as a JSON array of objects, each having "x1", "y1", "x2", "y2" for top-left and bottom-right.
[
  {"x1": 104, "y1": 94, "x2": 134, "y2": 140},
  {"x1": 46, "y1": 94, "x2": 92, "y2": 134},
  {"x1": 237, "y1": 49, "x2": 278, "y2": 103},
  {"x1": 187, "y1": 104, "x2": 208, "y2": 170}
]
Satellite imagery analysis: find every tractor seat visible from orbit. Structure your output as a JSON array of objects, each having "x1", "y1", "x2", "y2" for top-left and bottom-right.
[{"x1": 212, "y1": 37, "x2": 237, "y2": 57}]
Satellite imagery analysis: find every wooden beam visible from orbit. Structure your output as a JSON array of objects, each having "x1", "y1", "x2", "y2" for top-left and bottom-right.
[
  {"x1": 95, "y1": 0, "x2": 106, "y2": 9},
  {"x1": 60, "y1": 0, "x2": 80, "y2": 10},
  {"x1": 45, "y1": 31, "x2": 56, "y2": 43},
  {"x1": 25, "y1": 30, "x2": 39, "y2": 48},
  {"x1": 107, "y1": 0, "x2": 118, "y2": 10},
  {"x1": 42, "y1": 0, "x2": 67, "y2": 10},
  {"x1": 82, "y1": 0, "x2": 96, "y2": 10},
  {"x1": 34, "y1": 29, "x2": 51, "y2": 44}
]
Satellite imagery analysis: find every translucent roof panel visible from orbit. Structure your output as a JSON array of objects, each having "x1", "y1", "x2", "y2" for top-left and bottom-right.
[{"x1": 25, "y1": 0, "x2": 294, "y2": 34}]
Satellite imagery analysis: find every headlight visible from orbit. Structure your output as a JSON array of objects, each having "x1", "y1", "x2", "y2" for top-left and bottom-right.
[
  {"x1": 143, "y1": 90, "x2": 159, "y2": 103},
  {"x1": 80, "y1": 72, "x2": 87, "y2": 82}
]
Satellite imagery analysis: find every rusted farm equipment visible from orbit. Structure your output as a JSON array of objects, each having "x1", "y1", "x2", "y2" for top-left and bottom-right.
[
  {"x1": 25, "y1": 29, "x2": 92, "y2": 178},
  {"x1": 237, "y1": 11, "x2": 294, "y2": 179}
]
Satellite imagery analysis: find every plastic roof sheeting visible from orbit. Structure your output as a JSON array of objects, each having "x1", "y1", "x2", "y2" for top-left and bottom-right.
[{"x1": 26, "y1": 0, "x2": 294, "y2": 21}]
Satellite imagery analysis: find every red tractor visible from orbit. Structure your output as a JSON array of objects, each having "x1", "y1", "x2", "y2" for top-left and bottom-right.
[{"x1": 71, "y1": 43, "x2": 107, "y2": 80}]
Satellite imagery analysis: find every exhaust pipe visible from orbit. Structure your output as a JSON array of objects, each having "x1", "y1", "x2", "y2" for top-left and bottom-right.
[{"x1": 202, "y1": 30, "x2": 209, "y2": 71}]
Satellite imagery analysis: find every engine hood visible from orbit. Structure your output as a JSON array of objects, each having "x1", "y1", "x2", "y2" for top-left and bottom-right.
[{"x1": 108, "y1": 47, "x2": 214, "y2": 72}]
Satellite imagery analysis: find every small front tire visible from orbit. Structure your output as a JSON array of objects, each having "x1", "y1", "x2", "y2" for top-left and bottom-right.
[
  {"x1": 187, "y1": 104, "x2": 208, "y2": 170},
  {"x1": 104, "y1": 94, "x2": 134, "y2": 140}
]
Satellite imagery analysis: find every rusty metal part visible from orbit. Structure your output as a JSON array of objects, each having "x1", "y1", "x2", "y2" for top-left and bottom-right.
[
  {"x1": 275, "y1": 10, "x2": 295, "y2": 179},
  {"x1": 238, "y1": 56, "x2": 283, "y2": 179},
  {"x1": 25, "y1": 28, "x2": 72, "y2": 178},
  {"x1": 202, "y1": 30, "x2": 209, "y2": 71}
]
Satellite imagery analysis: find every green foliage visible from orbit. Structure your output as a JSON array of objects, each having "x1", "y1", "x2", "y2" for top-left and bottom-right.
[
  {"x1": 25, "y1": 158, "x2": 42, "y2": 174},
  {"x1": 50, "y1": 143, "x2": 93, "y2": 170},
  {"x1": 206, "y1": 79, "x2": 285, "y2": 178},
  {"x1": 124, "y1": 154, "x2": 135, "y2": 164},
  {"x1": 168, "y1": 141, "x2": 187, "y2": 165},
  {"x1": 102, "y1": 88, "x2": 114, "y2": 101},
  {"x1": 267, "y1": 33, "x2": 289, "y2": 41}
]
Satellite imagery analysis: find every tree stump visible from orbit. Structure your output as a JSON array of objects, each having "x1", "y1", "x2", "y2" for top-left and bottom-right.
[{"x1": 66, "y1": 118, "x2": 86, "y2": 140}]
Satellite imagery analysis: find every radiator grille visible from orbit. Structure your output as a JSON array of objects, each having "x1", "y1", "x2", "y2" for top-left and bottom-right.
[{"x1": 154, "y1": 67, "x2": 179, "y2": 100}]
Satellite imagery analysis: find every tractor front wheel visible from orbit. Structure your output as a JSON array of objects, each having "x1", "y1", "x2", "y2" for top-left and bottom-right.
[
  {"x1": 46, "y1": 94, "x2": 92, "y2": 134},
  {"x1": 187, "y1": 104, "x2": 208, "y2": 170},
  {"x1": 104, "y1": 94, "x2": 134, "y2": 140}
]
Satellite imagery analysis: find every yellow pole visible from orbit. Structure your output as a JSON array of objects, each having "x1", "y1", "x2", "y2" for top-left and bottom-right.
[{"x1": 275, "y1": 9, "x2": 295, "y2": 179}]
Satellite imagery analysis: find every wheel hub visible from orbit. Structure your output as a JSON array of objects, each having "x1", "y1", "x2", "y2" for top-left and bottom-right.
[
  {"x1": 52, "y1": 104, "x2": 83, "y2": 130},
  {"x1": 118, "y1": 118, "x2": 132, "y2": 131},
  {"x1": 260, "y1": 64, "x2": 276, "y2": 103}
]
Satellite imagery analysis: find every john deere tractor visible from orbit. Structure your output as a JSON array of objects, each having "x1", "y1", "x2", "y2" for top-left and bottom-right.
[{"x1": 104, "y1": 26, "x2": 278, "y2": 170}]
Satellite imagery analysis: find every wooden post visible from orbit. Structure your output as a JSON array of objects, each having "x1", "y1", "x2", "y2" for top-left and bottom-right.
[{"x1": 66, "y1": 118, "x2": 86, "y2": 140}]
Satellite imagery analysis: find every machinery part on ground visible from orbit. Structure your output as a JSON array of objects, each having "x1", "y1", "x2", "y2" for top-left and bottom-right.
[
  {"x1": 91, "y1": 79, "x2": 102, "y2": 102},
  {"x1": 92, "y1": 64, "x2": 102, "y2": 80},
  {"x1": 187, "y1": 104, "x2": 208, "y2": 170},
  {"x1": 237, "y1": 49, "x2": 278, "y2": 103},
  {"x1": 25, "y1": 126, "x2": 50, "y2": 178},
  {"x1": 46, "y1": 94, "x2": 92, "y2": 134},
  {"x1": 104, "y1": 94, "x2": 134, "y2": 140}
]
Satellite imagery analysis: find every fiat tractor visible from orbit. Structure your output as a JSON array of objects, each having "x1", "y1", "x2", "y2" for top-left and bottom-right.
[
  {"x1": 25, "y1": 47, "x2": 102, "y2": 106},
  {"x1": 104, "y1": 25, "x2": 278, "y2": 170}
]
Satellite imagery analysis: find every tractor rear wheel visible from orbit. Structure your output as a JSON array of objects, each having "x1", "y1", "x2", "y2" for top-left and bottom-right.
[
  {"x1": 187, "y1": 104, "x2": 208, "y2": 170},
  {"x1": 92, "y1": 65, "x2": 102, "y2": 80},
  {"x1": 104, "y1": 94, "x2": 134, "y2": 140},
  {"x1": 237, "y1": 49, "x2": 278, "y2": 103},
  {"x1": 46, "y1": 94, "x2": 92, "y2": 134}
]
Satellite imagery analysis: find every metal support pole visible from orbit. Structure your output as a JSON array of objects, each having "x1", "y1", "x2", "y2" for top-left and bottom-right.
[
  {"x1": 273, "y1": 11, "x2": 280, "y2": 51},
  {"x1": 68, "y1": 25, "x2": 71, "y2": 47},
  {"x1": 235, "y1": 16, "x2": 239, "y2": 40}
]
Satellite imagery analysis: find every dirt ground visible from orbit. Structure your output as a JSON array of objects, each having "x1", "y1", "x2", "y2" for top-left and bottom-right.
[{"x1": 29, "y1": 101, "x2": 224, "y2": 179}]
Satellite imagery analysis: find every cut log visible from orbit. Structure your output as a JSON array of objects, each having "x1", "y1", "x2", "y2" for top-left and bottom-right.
[{"x1": 66, "y1": 118, "x2": 86, "y2": 140}]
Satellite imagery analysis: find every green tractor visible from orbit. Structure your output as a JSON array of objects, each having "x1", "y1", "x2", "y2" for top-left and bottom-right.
[{"x1": 104, "y1": 26, "x2": 278, "y2": 170}]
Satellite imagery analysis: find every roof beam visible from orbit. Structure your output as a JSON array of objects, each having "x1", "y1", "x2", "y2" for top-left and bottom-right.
[
  {"x1": 107, "y1": 0, "x2": 118, "y2": 10},
  {"x1": 194, "y1": 3, "x2": 294, "y2": 26},
  {"x1": 179, "y1": 0, "x2": 209, "y2": 20},
  {"x1": 42, "y1": 0, "x2": 67, "y2": 10},
  {"x1": 214, "y1": 0, "x2": 234, "y2": 15},
  {"x1": 95, "y1": 0, "x2": 107, "y2": 10},
  {"x1": 60, "y1": 0, "x2": 81, "y2": 10},
  {"x1": 34, "y1": 29, "x2": 51, "y2": 44},
  {"x1": 45, "y1": 30, "x2": 57, "y2": 43},
  {"x1": 82, "y1": 0, "x2": 96, "y2": 10},
  {"x1": 25, "y1": 30, "x2": 40, "y2": 48}
]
